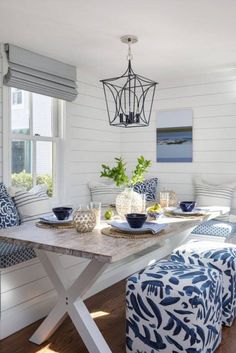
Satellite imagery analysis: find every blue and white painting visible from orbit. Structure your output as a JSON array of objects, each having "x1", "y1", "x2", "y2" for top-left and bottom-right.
[{"x1": 157, "y1": 109, "x2": 193, "y2": 163}]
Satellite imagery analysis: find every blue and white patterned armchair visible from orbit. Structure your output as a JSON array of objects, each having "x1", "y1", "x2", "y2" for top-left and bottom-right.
[
  {"x1": 171, "y1": 241, "x2": 236, "y2": 327},
  {"x1": 126, "y1": 260, "x2": 222, "y2": 353}
]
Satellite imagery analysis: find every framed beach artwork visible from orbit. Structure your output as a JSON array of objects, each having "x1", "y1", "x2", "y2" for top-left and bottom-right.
[{"x1": 156, "y1": 109, "x2": 193, "y2": 162}]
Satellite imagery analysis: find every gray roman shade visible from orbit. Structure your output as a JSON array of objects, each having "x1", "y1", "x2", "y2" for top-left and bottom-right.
[{"x1": 3, "y1": 44, "x2": 78, "y2": 101}]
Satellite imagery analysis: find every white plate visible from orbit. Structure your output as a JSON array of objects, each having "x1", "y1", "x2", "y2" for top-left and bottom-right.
[
  {"x1": 108, "y1": 221, "x2": 167, "y2": 234},
  {"x1": 40, "y1": 214, "x2": 73, "y2": 224},
  {"x1": 167, "y1": 207, "x2": 208, "y2": 216}
]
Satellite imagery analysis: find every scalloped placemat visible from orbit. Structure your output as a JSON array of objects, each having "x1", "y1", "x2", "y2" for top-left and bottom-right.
[
  {"x1": 35, "y1": 221, "x2": 75, "y2": 230},
  {"x1": 101, "y1": 226, "x2": 165, "y2": 239}
]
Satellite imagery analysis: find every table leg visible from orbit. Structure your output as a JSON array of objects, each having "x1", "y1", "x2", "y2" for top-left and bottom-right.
[
  {"x1": 29, "y1": 250, "x2": 111, "y2": 353},
  {"x1": 29, "y1": 298, "x2": 67, "y2": 344}
]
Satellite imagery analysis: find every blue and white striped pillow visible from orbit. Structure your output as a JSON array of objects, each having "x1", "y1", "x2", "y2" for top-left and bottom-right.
[
  {"x1": 194, "y1": 178, "x2": 235, "y2": 208},
  {"x1": 14, "y1": 185, "x2": 51, "y2": 223},
  {"x1": 89, "y1": 182, "x2": 122, "y2": 207}
]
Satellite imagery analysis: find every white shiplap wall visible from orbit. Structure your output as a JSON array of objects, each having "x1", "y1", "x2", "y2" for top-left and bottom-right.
[
  {"x1": 121, "y1": 74, "x2": 236, "y2": 214},
  {"x1": 0, "y1": 56, "x2": 3, "y2": 182},
  {"x1": 63, "y1": 71, "x2": 120, "y2": 206}
]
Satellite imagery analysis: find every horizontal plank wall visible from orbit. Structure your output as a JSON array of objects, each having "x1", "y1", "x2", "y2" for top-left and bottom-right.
[
  {"x1": 0, "y1": 68, "x2": 121, "y2": 338},
  {"x1": 63, "y1": 71, "x2": 120, "y2": 206},
  {"x1": 121, "y1": 74, "x2": 236, "y2": 214},
  {"x1": 0, "y1": 56, "x2": 3, "y2": 182}
]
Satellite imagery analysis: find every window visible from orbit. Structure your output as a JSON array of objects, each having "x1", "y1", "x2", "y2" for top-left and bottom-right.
[
  {"x1": 11, "y1": 88, "x2": 24, "y2": 108},
  {"x1": 10, "y1": 89, "x2": 61, "y2": 197}
]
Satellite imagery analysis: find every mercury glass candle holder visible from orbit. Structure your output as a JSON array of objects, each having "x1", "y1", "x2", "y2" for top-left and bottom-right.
[{"x1": 73, "y1": 209, "x2": 96, "y2": 233}]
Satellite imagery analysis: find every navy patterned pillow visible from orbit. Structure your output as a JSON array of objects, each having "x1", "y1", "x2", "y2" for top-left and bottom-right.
[
  {"x1": 133, "y1": 178, "x2": 158, "y2": 201},
  {"x1": 0, "y1": 183, "x2": 19, "y2": 228},
  {"x1": 0, "y1": 183, "x2": 7, "y2": 195}
]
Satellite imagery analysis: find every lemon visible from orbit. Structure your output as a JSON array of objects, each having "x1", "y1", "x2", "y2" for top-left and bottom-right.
[
  {"x1": 147, "y1": 203, "x2": 162, "y2": 213},
  {"x1": 104, "y1": 209, "x2": 114, "y2": 220}
]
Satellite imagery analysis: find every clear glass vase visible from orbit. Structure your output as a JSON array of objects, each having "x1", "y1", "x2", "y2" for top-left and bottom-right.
[{"x1": 115, "y1": 188, "x2": 144, "y2": 219}]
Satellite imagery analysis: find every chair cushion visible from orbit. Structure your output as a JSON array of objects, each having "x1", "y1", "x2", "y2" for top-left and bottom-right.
[
  {"x1": 0, "y1": 183, "x2": 19, "y2": 228},
  {"x1": 133, "y1": 177, "x2": 158, "y2": 201},
  {"x1": 191, "y1": 219, "x2": 236, "y2": 238},
  {"x1": 0, "y1": 241, "x2": 36, "y2": 268},
  {"x1": 13, "y1": 184, "x2": 51, "y2": 223}
]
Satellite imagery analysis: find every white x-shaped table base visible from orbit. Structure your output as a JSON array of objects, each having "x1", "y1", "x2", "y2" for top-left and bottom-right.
[{"x1": 29, "y1": 249, "x2": 112, "y2": 353}]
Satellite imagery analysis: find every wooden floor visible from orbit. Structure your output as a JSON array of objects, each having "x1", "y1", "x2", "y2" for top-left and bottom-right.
[{"x1": 1, "y1": 280, "x2": 236, "y2": 353}]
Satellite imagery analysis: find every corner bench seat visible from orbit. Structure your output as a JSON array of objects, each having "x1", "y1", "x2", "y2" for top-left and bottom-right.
[
  {"x1": 0, "y1": 216, "x2": 235, "y2": 340},
  {"x1": 0, "y1": 241, "x2": 36, "y2": 268}
]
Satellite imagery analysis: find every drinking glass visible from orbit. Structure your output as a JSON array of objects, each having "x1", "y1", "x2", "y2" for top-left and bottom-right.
[
  {"x1": 89, "y1": 202, "x2": 102, "y2": 227},
  {"x1": 160, "y1": 191, "x2": 170, "y2": 208},
  {"x1": 141, "y1": 193, "x2": 146, "y2": 213}
]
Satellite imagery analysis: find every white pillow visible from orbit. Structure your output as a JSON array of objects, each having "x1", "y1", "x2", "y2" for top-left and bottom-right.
[
  {"x1": 14, "y1": 184, "x2": 51, "y2": 223},
  {"x1": 7, "y1": 185, "x2": 26, "y2": 197},
  {"x1": 88, "y1": 182, "x2": 122, "y2": 207},
  {"x1": 194, "y1": 177, "x2": 236, "y2": 219}
]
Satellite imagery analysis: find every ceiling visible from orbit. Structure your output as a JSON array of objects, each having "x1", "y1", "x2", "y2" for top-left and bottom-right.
[{"x1": 1, "y1": 0, "x2": 236, "y2": 82}]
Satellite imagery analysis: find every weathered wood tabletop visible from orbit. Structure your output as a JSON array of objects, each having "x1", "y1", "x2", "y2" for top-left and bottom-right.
[{"x1": 0, "y1": 217, "x2": 205, "y2": 263}]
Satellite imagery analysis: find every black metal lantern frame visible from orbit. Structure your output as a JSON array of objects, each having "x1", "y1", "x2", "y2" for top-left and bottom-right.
[{"x1": 100, "y1": 36, "x2": 158, "y2": 128}]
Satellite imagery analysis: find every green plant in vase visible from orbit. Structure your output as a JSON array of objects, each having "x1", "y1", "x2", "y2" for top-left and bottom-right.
[
  {"x1": 100, "y1": 156, "x2": 152, "y2": 217},
  {"x1": 101, "y1": 157, "x2": 129, "y2": 187},
  {"x1": 101, "y1": 156, "x2": 151, "y2": 187}
]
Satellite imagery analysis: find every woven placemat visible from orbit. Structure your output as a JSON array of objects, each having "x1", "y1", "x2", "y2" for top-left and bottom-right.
[
  {"x1": 101, "y1": 226, "x2": 164, "y2": 239},
  {"x1": 164, "y1": 211, "x2": 207, "y2": 219},
  {"x1": 35, "y1": 221, "x2": 75, "y2": 230}
]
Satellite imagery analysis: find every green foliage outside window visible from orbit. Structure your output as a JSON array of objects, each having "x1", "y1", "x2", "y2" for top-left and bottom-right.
[{"x1": 11, "y1": 171, "x2": 53, "y2": 197}]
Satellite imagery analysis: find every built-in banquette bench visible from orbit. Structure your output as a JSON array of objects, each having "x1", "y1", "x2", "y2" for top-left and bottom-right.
[
  {"x1": 1, "y1": 219, "x2": 236, "y2": 339},
  {"x1": 0, "y1": 240, "x2": 98, "y2": 339},
  {"x1": 0, "y1": 183, "x2": 106, "y2": 339},
  {"x1": 1, "y1": 179, "x2": 236, "y2": 339}
]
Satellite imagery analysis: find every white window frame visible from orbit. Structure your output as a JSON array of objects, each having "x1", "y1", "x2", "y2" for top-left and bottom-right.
[{"x1": 3, "y1": 86, "x2": 64, "y2": 201}]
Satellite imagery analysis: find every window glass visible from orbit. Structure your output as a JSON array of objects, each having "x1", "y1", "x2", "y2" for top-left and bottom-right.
[
  {"x1": 36, "y1": 141, "x2": 53, "y2": 197},
  {"x1": 32, "y1": 93, "x2": 52, "y2": 137},
  {"x1": 12, "y1": 89, "x2": 23, "y2": 105},
  {"x1": 11, "y1": 140, "x2": 32, "y2": 174},
  {"x1": 11, "y1": 140, "x2": 33, "y2": 190},
  {"x1": 10, "y1": 88, "x2": 59, "y2": 197},
  {"x1": 11, "y1": 89, "x2": 30, "y2": 135}
]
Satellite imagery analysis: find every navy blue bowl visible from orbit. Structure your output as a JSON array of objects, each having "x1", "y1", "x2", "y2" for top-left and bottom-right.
[
  {"x1": 179, "y1": 201, "x2": 196, "y2": 212},
  {"x1": 125, "y1": 213, "x2": 147, "y2": 229},
  {"x1": 52, "y1": 207, "x2": 73, "y2": 220}
]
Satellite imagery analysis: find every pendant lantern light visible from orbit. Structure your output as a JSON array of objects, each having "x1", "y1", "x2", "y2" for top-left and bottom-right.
[{"x1": 100, "y1": 35, "x2": 158, "y2": 127}]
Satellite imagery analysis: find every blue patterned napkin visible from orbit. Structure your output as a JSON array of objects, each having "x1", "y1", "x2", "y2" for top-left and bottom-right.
[{"x1": 108, "y1": 221, "x2": 167, "y2": 234}]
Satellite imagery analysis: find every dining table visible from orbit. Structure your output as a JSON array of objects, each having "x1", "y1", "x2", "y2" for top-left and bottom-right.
[{"x1": 0, "y1": 207, "x2": 226, "y2": 353}]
